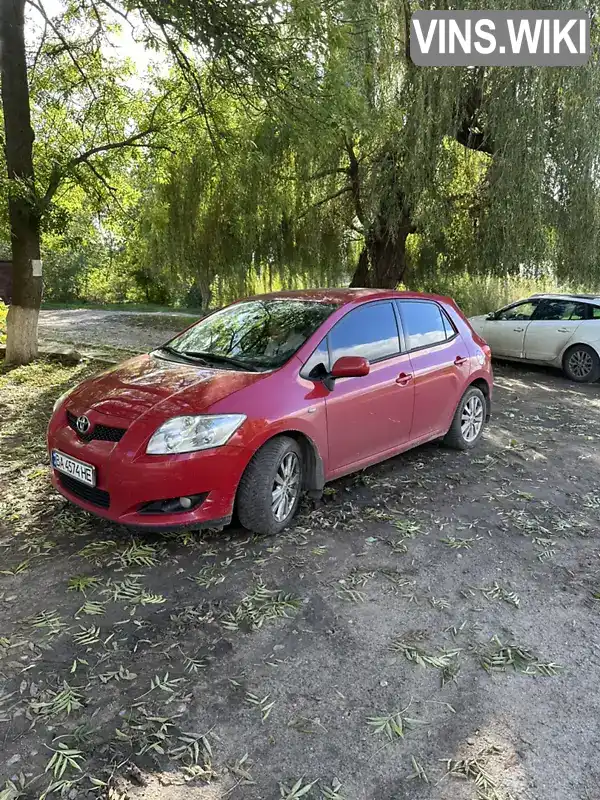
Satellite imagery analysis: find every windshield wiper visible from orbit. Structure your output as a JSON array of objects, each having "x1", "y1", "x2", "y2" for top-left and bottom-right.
[
  {"x1": 181, "y1": 351, "x2": 260, "y2": 372},
  {"x1": 157, "y1": 345, "x2": 203, "y2": 364}
]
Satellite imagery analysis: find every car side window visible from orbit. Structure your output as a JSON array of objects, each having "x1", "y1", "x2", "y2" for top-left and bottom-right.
[
  {"x1": 328, "y1": 302, "x2": 400, "y2": 364},
  {"x1": 300, "y1": 339, "x2": 330, "y2": 379},
  {"x1": 442, "y1": 309, "x2": 457, "y2": 339},
  {"x1": 496, "y1": 301, "x2": 538, "y2": 321},
  {"x1": 397, "y1": 300, "x2": 449, "y2": 351},
  {"x1": 568, "y1": 303, "x2": 587, "y2": 321},
  {"x1": 534, "y1": 299, "x2": 587, "y2": 321},
  {"x1": 592, "y1": 306, "x2": 600, "y2": 320}
]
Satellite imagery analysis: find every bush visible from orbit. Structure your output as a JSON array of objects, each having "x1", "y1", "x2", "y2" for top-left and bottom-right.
[
  {"x1": 409, "y1": 272, "x2": 600, "y2": 317},
  {"x1": 0, "y1": 301, "x2": 7, "y2": 344}
]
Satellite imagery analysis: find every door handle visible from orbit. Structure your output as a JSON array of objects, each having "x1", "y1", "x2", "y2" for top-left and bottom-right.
[
  {"x1": 513, "y1": 327, "x2": 524, "y2": 332},
  {"x1": 396, "y1": 372, "x2": 413, "y2": 386},
  {"x1": 557, "y1": 327, "x2": 569, "y2": 333},
  {"x1": 454, "y1": 355, "x2": 468, "y2": 366}
]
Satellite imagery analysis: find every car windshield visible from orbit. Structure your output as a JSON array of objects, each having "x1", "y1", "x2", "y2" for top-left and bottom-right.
[{"x1": 162, "y1": 299, "x2": 337, "y2": 370}]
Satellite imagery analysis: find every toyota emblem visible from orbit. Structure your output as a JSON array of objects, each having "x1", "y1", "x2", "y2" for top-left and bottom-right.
[{"x1": 76, "y1": 415, "x2": 91, "y2": 434}]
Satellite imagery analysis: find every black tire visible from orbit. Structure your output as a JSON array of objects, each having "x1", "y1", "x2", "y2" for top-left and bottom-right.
[
  {"x1": 443, "y1": 386, "x2": 486, "y2": 451},
  {"x1": 562, "y1": 344, "x2": 600, "y2": 383},
  {"x1": 237, "y1": 436, "x2": 303, "y2": 535}
]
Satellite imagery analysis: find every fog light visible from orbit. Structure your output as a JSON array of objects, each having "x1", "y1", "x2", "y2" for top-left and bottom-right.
[{"x1": 139, "y1": 493, "x2": 208, "y2": 514}]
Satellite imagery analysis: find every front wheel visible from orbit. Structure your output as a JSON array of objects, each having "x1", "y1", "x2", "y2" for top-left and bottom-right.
[
  {"x1": 237, "y1": 436, "x2": 303, "y2": 535},
  {"x1": 562, "y1": 344, "x2": 600, "y2": 383},
  {"x1": 444, "y1": 386, "x2": 486, "y2": 450}
]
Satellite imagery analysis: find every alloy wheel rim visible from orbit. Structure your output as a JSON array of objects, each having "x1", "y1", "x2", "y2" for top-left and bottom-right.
[
  {"x1": 461, "y1": 396, "x2": 484, "y2": 443},
  {"x1": 569, "y1": 349, "x2": 593, "y2": 379},
  {"x1": 271, "y1": 452, "x2": 300, "y2": 522}
]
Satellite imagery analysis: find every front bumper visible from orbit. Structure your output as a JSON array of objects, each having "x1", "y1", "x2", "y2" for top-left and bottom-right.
[{"x1": 48, "y1": 424, "x2": 252, "y2": 530}]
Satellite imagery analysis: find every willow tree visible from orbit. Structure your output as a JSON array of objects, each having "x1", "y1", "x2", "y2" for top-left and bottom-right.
[
  {"x1": 0, "y1": 0, "x2": 330, "y2": 364},
  {"x1": 396, "y1": 58, "x2": 600, "y2": 288},
  {"x1": 127, "y1": 94, "x2": 354, "y2": 309},
  {"x1": 301, "y1": 0, "x2": 600, "y2": 288},
  {"x1": 133, "y1": 0, "x2": 600, "y2": 291}
]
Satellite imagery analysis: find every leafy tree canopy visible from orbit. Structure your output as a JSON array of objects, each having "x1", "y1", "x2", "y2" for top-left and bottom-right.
[{"x1": 2, "y1": 0, "x2": 600, "y2": 344}]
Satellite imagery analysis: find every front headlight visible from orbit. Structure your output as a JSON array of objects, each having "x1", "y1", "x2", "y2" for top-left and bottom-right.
[
  {"x1": 52, "y1": 389, "x2": 72, "y2": 413},
  {"x1": 146, "y1": 414, "x2": 246, "y2": 455}
]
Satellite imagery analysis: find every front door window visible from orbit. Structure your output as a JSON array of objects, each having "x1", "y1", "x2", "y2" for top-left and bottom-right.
[
  {"x1": 328, "y1": 301, "x2": 400, "y2": 363},
  {"x1": 495, "y1": 301, "x2": 538, "y2": 321}
]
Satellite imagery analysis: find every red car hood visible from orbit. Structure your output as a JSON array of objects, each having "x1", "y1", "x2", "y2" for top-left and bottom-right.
[{"x1": 66, "y1": 354, "x2": 266, "y2": 422}]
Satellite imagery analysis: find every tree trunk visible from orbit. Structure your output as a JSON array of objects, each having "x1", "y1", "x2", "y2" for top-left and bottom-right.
[
  {"x1": 194, "y1": 275, "x2": 212, "y2": 313},
  {"x1": 349, "y1": 246, "x2": 371, "y2": 287},
  {"x1": 200, "y1": 283, "x2": 212, "y2": 313},
  {"x1": 350, "y1": 211, "x2": 414, "y2": 289},
  {"x1": 1, "y1": 0, "x2": 42, "y2": 365}
]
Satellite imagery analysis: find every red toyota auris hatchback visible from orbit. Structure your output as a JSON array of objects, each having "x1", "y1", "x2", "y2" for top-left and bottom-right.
[{"x1": 48, "y1": 289, "x2": 492, "y2": 534}]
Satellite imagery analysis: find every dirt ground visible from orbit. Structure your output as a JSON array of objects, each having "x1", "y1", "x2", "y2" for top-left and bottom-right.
[
  {"x1": 38, "y1": 309, "x2": 200, "y2": 355},
  {"x1": 2, "y1": 339, "x2": 600, "y2": 799}
]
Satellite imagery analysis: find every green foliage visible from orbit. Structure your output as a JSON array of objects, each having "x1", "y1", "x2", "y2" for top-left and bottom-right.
[
  {"x1": 0, "y1": 302, "x2": 7, "y2": 345},
  {"x1": 409, "y1": 271, "x2": 600, "y2": 317},
  {"x1": 125, "y1": 101, "x2": 355, "y2": 308},
  {"x1": 4, "y1": 0, "x2": 600, "y2": 311}
]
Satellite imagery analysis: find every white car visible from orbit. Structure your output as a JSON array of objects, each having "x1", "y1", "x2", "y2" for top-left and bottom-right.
[{"x1": 469, "y1": 294, "x2": 600, "y2": 383}]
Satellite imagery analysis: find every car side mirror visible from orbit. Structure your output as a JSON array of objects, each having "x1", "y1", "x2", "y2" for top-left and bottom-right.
[
  {"x1": 486, "y1": 312, "x2": 497, "y2": 320},
  {"x1": 330, "y1": 356, "x2": 370, "y2": 379}
]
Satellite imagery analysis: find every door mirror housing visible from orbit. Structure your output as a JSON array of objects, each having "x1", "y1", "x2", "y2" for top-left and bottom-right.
[
  {"x1": 330, "y1": 356, "x2": 370, "y2": 379},
  {"x1": 486, "y1": 312, "x2": 498, "y2": 321}
]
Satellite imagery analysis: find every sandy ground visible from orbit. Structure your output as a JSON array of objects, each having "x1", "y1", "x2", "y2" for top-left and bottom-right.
[{"x1": 1, "y1": 322, "x2": 600, "y2": 799}]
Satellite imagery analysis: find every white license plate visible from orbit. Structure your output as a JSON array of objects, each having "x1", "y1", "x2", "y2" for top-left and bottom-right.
[{"x1": 51, "y1": 450, "x2": 96, "y2": 487}]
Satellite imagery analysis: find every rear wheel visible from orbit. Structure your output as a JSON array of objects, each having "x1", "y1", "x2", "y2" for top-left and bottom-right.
[
  {"x1": 237, "y1": 436, "x2": 303, "y2": 535},
  {"x1": 562, "y1": 344, "x2": 600, "y2": 383},
  {"x1": 443, "y1": 386, "x2": 486, "y2": 450}
]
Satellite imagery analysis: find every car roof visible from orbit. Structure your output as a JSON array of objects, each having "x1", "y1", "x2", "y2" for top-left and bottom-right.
[
  {"x1": 529, "y1": 293, "x2": 600, "y2": 304},
  {"x1": 242, "y1": 288, "x2": 452, "y2": 305}
]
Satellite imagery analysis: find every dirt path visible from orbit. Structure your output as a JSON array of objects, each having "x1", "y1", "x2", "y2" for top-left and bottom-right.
[
  {"x1": 38, "y1": 309, "x2": 199, "y2": 354},
  {"x1": 1, "y1": 358, "x2": 600, "y2": 800}
]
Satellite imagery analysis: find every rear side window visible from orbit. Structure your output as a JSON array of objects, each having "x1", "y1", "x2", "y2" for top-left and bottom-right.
[
  {"x1": 398, "y1": 300, "x2": 451, "y2": 351},
  {"x1": 442, "y1": 310, "x2": 457, "y2": 338},
  {"x1": 592, "y1": 307, "x2": 600, "y2": 319},
  {"x1": 534, "y1": 299, "x2": 587, "y2": 321},
  {"x1": 329, "y1": 302, "x2": 400, "y2": 363}
]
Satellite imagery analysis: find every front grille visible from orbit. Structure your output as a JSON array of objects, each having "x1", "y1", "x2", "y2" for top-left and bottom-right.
[
  {"x1": 66, "y1": 411, "x2": 126, "y2": 443},
  {"x1": 58, "y1": 474, "x2": 111, "y2": 509}
]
